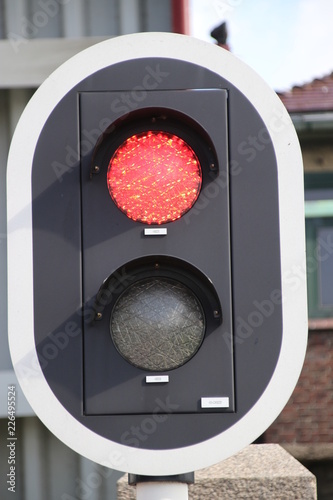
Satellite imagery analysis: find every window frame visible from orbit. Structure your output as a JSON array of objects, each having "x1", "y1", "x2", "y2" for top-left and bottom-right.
[{"x1": 305, "y1": 173, "x2": 333, "y2": 320}]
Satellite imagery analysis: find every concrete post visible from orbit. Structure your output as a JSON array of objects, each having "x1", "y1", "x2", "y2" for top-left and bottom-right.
[{"x1": 117, "y1": 445, "x2": 317, "y2": 499}]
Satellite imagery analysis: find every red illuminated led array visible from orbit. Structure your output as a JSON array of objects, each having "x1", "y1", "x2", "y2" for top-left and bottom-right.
[{"x1": 107, "y1": 130, "x2": 202, "y2": 224}]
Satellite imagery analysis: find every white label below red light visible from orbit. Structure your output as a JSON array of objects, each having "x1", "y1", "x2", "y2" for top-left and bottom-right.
[{"x1": 144, "y1": 228, "x2": 167, "y2": 236}]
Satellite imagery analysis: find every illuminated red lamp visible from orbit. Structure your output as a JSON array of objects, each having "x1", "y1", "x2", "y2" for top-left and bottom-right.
[{"x1": 107, "y1": 130, "x2": 202, "y2": 224}]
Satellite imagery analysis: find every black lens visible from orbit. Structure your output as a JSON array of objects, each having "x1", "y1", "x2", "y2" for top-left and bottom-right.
[{"x1": 110, "y1": 277, "x2": 205, "y2": 371}]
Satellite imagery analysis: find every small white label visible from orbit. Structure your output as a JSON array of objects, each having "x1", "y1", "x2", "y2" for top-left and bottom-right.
[
  {"x1": 144, "y1": 228, "x2": 167, "y2": 236},
  {"x1": 201, "y1": 397, "x2": 229, "y2": 408},
  {"x1": 146, "y1": 375, "x2": 169, "y2": 384}
]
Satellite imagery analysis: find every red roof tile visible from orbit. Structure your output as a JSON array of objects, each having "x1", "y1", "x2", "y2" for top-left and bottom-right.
[{"x1": 277, "y1": 72, "x2": 333, "y2": 113}]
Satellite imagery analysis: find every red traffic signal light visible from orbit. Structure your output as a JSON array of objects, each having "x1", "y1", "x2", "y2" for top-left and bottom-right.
[{"x1": 107, "y1": 130, "x2": 202, "y2": 224}]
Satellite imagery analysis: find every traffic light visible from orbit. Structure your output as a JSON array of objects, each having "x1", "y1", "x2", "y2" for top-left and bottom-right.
[{"x1": 7, "y1": 33, "x2": 307, "y2": 475}]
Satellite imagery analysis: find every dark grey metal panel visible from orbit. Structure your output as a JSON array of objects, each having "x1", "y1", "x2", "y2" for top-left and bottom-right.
[{"x1": 80, "y1": 88, "x2": 234, "y2": 416}]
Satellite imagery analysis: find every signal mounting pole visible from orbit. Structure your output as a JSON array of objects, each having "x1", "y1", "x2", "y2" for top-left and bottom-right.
[{"x1": 129, "y1": 473, "x2": 194, "y2": 500}]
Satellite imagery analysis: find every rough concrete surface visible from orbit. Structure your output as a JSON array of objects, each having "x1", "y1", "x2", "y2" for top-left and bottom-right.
[{"x1": 117, "y1": 444, "x2": 317, "y2": 499}]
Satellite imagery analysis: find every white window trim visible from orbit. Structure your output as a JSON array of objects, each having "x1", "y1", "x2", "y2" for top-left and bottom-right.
[{"x1": 0, "y1": 37, "x2": 110, "y2": 89}]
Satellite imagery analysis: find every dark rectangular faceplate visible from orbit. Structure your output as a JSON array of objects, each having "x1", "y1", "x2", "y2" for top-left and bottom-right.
[{"x1": 80, "y1": 89, "x2": 235, "y2": 415}]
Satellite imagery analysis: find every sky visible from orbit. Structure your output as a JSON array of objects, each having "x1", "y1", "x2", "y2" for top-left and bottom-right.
[{"x1": 189, "y1": 0, "x2": 333, "y2": 92}]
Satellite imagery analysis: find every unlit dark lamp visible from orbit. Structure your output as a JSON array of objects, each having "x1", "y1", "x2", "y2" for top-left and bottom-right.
[{"x1": 110, "y1": 277, "x2": 205, "y2": 371}]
